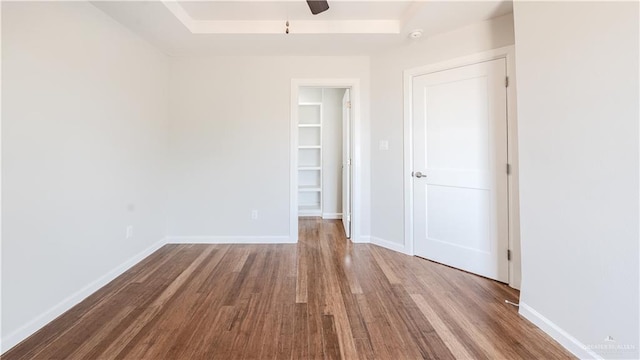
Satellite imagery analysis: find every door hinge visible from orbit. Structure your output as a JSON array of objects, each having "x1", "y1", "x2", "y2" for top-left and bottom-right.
[
  {"x1": 507, "y1": 249, "x2": 512, "y2": 261},
  {"x1": 346, "y1": 158, "x2": 351, "y2": 165},
  {"x1": 506, "y1": 163, "x2": 511, "y2": 175},
  {"x1": 346, "y1": 101, "x2": 352, "y2": 109},
  {"x1": 505, "y1": 76, "x2": 509, "y2": 87}
]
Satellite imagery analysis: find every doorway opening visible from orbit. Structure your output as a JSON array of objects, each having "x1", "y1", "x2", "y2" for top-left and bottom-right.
[{"x1": 290, "y1": 80, "x2": 360, "y2": 242}]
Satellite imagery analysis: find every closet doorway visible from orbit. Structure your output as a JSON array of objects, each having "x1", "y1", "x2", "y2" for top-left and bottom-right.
[{"x1": 290, "y1": 80, "x2": 360, "y2": 241}]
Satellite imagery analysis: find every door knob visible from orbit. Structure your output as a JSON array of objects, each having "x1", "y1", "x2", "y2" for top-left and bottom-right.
[{"x1": 413, "y1": 171, "x2": 426, "y2": 178}]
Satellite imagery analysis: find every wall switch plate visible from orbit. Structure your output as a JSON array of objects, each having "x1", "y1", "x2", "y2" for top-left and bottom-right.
[
  {"x1": 251, "y1": 210, "x2": 258, "y2": 220},
  {"x1": 126, "y1": 225, "x2": 133, "y2": 239},
  {"x1": 379, "y1": 140, "x2": 389, "y2": 151}
]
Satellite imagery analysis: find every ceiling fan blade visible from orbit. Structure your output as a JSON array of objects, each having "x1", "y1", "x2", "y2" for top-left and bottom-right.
[{"x1": 306, "y1": 0, "x2": 329, "y2": 15}]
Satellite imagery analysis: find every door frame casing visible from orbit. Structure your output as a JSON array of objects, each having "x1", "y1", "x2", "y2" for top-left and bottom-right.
[
  {"x1": 341, "y1": 89, "x2": 352, "y2": 238},
  {"x1": 403, "y1": 46, "x2": 521, "y2": 289},
  {"x1": 290, "y1": 79, "x2": 361, "y2": 243}
]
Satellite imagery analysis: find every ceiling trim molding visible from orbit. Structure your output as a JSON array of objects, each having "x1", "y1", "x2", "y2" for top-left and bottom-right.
[
  {"x1": 190, "y1": 20, "x2": 400, "y2": 34},
  {"x1": 161, "y1": 1, "x2": 401, "y2": 34}
]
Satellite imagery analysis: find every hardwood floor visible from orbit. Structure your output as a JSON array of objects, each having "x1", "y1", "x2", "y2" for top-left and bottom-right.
[{"x1": 4, "y1": 219, "x2": 574, "y2": 359}]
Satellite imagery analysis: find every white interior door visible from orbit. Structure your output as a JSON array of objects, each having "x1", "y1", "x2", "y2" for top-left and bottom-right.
[
  {"x1": 342, "y1": 89, "x2": 351, "y2": 238},
  {"x1": 412, "y1": 59, "x2": 508, "y2": 282}
]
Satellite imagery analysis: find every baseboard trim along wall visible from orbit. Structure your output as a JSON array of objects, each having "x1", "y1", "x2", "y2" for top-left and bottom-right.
[
  {"x1": 370, "y1": 236, "x2": 410, "y2": 254},
  {"x1": 1, "y1": 237, "x2": 167, "y2": 353},
  {"x1": 519, "y1": 302, "x2": 602, "y2": 360},
  {"x1": 321, "y1": 213, "x2": 343, "y2": 220},
  {"x1": 166, "y1": 236, "x2": 295, "y2": 244},
  {"x1": 350, "y1": 235, "x2": 370, "y2": 243},
  {"x1": 350, "y1": 235, "x2": 411, "y2": 255}
]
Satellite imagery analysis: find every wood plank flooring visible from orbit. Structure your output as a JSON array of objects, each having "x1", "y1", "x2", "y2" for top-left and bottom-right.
[{"x1": 4, "y1": 219, "x2": 574, "y2": 359}]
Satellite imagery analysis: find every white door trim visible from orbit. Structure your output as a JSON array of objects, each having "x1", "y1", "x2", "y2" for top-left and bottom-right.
[
  {"x1": 291, "y1": 79, "x2": 361, "y2": 243},
  {"x1": 403, "y1": 46, "x2": 521, "y2": 289}
]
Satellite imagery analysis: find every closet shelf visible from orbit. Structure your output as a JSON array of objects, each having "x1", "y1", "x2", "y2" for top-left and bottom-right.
[{"x1": 299, "y1": 186, "x2": 321, "y2": 192}]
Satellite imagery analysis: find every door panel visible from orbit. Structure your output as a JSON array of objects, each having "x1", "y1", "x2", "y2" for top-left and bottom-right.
[
  {"x1": 426, "y1": 186, "x2": 491, "y2": 252},
  {"x1": 413, "y1": 58, "x2": 508, "y2": 282}
]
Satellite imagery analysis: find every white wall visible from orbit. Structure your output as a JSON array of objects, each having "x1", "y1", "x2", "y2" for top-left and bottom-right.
[
  {"x1": 1, "y1": 1, "x2": 169, "y2": 350},
  {"x1": 322, "y1": 88, "x2": 346, "y2": 217},
  {"x1": 369, "y1": 14, "x2": 515, "y2": 250},
  {"x1": 167, "y1": 56, "x2": 370, "y2": 240},
  {"x1": 513, "y1": 2, "x2": 639, "y2": 359}
]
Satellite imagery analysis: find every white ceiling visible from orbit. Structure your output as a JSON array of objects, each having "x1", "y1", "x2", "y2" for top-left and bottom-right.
[{"x1": 93, "y1": 1, "x2": 513, "y2": 56}]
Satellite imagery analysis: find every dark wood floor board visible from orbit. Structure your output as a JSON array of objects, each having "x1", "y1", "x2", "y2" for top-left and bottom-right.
[
  {"x1": 151, "y1": 247, "x2": 232, "y2": 354},
  {"x1": 132, "y1": 248, "x2": 225, "y2": 357},
  {"x1": 397, "y1": 251, "x2": 535, "y2": 356},
  {"x1": 321, "y1": 315, "x2": 342, "y2": 360},
  {"x1": 110, "y1": 246, "x2": 216, "y2": 359},
  {"x1": 4, "y1": 219, "x2": 576, "y2": 360},
  {"x1": 67, "y1": 305, "x2": 137, "y2": 360},
  {"x1": 197, "y1": 305, "x2": 237, "y2": 359},
  {"x1": 434, "y1": 289, "x2": 510, "y2": 359},
  {"x1": 410, "y1": 293, "x2": 477, "y2": 359},
  {"x1": 226, "y1": 295, "x2": 260, "y2": 359},
  {"x1": 162, "y1": 294, "x2": 227, "y2": 360},
  {"x1": 414, "y1": 290, "x2": 497, "y2": 359},
  {"x1": 257, "y1": 304, "x2": 282, "y2": 359},
  {"x1": 350, "y1": 245, "x2": 420, "y2": 358},
  {"x1": 358, "y1": 247, "x2": 430, "y2": 358},
  {"x1": 240, "y1": 249, "x2": 273, "y2": 302},
  {"x1": 424, "y1": 276, "x2": 526, "y2": 359},
  {"x1": 327, "y1": 261, "x2": 369, "y2": 350},
  {"x1": 442, "y1": 285, "x2": 549, "y2": 359},
  {"x1": 295, "y1": 242, "x2": 309, "y2": 304},
  {"x1": 240, "y1": 272, "x2": 282, "y2": 359},
  {"x1": 316, "y1": 229, "x2": 358, "y2": 359},
  {"x1": 390, "y1": 283, "x2": 455, "y2": 360},
  {"x1": 223, "y1": 252, "x2": 257, "y2": 306},
  {"x1": 354, "y1": 293, "x2": 405, "y2": 359},
  {"x1": 276, "y1": 303, "x2": 296, "y2": 359},
  {"x1": 196, "y1": 245, "x2": 241, "y2": 294},
  {"x1": 353, "y1": 337, "x2": 375, "y2": 360},
  {"x1": 303, "y1": 243, "x2": 326, "y2": 359},
  {"x1": 132, "y1": 245, "x2": 185, "y2": 284},
  {"x1": 292, "y1": 302, "x2": 310, "y2": 359},
  {"x1": 11, "y1": 246, "x2": 195, "y2": 360}
]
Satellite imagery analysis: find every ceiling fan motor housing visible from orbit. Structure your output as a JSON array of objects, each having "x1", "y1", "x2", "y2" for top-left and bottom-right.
[{"x1": 307, "y1": 0, "x2": 330, "y2": 15}]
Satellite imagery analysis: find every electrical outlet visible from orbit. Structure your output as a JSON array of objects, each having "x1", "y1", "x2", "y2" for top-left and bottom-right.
[
  {"x1": 379, "y1": 140, "x2": 389, "y2": 151},
  {"x1": 126, "y1": 225, "x2": 133, "y2": 239},
  {"x1": 251, "y1": 210, "x2": 258, "y2": 220}
]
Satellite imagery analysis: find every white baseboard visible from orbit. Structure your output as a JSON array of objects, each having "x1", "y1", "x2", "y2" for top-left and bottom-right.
[
  {"x1": 370, "y1": 236, "x2": 410, "y2": 254},
  {"x1": 1, "y1": 237, "x2": 167, "y2": 354},
  {"x1": 351, "y1": 235, "x2": 370, "y2": 243},
  {"x1": 351, "y1": 236, "x2": 411, "y2": 256},
  {"x1": 519, "y1": 302, "x2": 602, "y2": 359},
  {"x1": 167, "y1": 236, "x2": 294, "y2": 244},
  {"x1": 322, "y1": 213, "x2": 342, "y2": 220}
]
